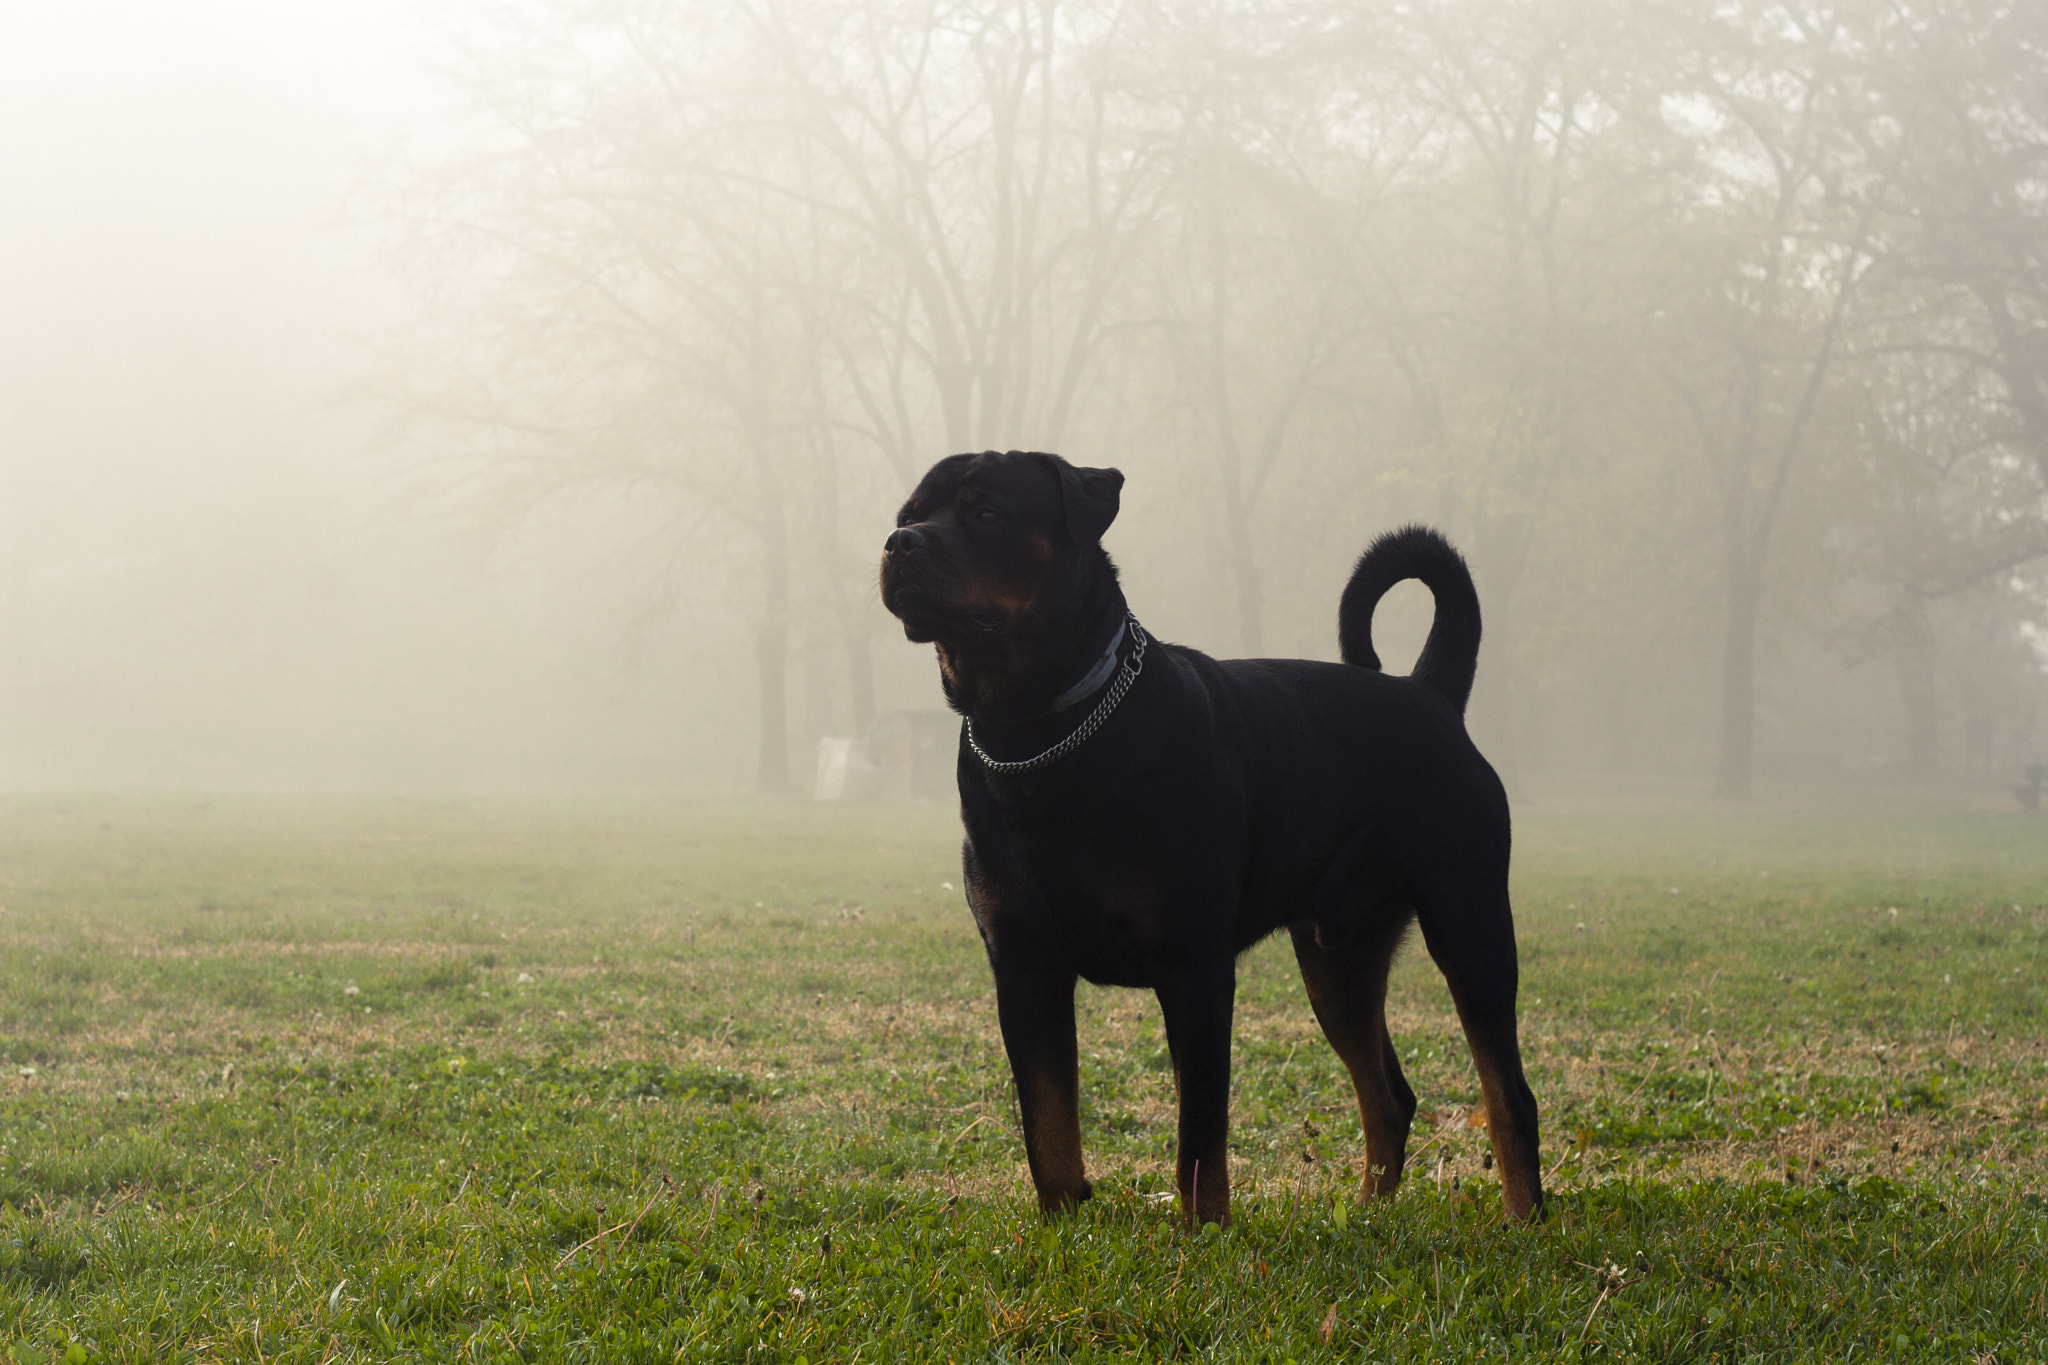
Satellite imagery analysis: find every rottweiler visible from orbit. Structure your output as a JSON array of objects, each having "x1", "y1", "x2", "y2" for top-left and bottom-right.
[{"x1": 879, "y1": 450, "x2": 1542, "y2": 1225}]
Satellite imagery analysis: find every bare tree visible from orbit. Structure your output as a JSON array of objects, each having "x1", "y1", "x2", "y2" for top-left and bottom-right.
[
  {"x1": 754, "y1": 0, "x2": 1181, "y2": 463},
  {"x1": 379, "y1": 0, "x2": 2048, "y2": 796},
  {"x1": 1331, "y1": 0, "x2": 1679, "y2": 787},
  {"x1": 1135, "y1": 3, "x2": 1399, "y2": 655},
  {"x1": 387, "y1": 1, "x2": 848, "y2": 792},
  {"x1": 1646, "y1": 2, "x2": 1899, "y2": 799}
]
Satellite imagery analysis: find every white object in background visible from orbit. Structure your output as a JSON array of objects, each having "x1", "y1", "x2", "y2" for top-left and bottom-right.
[{"x1": 815, "y1": 737, "x2": 854, "y2": 800}]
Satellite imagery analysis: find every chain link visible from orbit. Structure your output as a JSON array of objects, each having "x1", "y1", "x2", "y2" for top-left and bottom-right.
[{"x1": 964, "y1": 614, "x2": 1147, "y2": 774}]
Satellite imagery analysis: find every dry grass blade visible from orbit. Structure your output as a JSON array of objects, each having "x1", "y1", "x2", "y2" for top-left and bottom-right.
[
  {"x1": 950, "y1": 1114, "x2": 1002, "y2": 1144},
  {"x1": 93, "y1": 1181, "x2": 150, "y2": 1218},
  {"x1": 553, "y1": 1178, "x2": 673, "y2": 1272},
  {"x1": 190, "y1": 1160, "x2": 276, "y2": 1211},
  {"x1": 1574, "y1": 1284, "x2": 1614, "y2": 1347}
]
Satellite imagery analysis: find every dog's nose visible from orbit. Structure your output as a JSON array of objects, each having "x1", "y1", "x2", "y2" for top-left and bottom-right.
[{"x1": 885, "y1": 526, "x2": 928, "y2": 555}]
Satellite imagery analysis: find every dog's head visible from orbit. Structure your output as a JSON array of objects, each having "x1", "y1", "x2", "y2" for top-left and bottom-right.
[{"x1": 880, "y1": 450, "x2": 1123, "y2": 695}]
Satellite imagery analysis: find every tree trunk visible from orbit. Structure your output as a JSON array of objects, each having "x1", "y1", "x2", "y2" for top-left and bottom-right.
[
  {"x1": 1466, "y1": 650, "x2": 1523, "y2": 801},
  {"x1": 1714, "y1": 569, "x2": 1758, "y2": 802},
  {"x1": 807, "y1": 419, "x2": 876, "y2": 741},
  {"x1": 755, "y1": 464, "x2": 793, "y2": 796},
  {"x1": 1894, "y1": 600, "x2": 1938, "y2": 782},
  {"x1": 755, "y1": 600, "x2": 791, "y2": 795},
  {"x1": 1465, "y1": 517, "x2": 1531, "y2": 800},
  {"x1": 1896, "y1": 652, "x2": 1938, "y2": 782},
  {"x1": 844, "y1": 627, "x2": 875, "y2": 738},
  {"x1": 1223, "y1": 489, "x2": 1263, "y2": 657},
  {"x1": 1199, "y1": 205, "x2": 1265, "y2": 659}
]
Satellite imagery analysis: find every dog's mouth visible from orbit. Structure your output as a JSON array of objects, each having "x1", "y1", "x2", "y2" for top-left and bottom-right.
[
  {"x1": 882, "y1": 554, "x2": 1010, "y2": 638},
  {"x1": 884, "y1": 583, "x2": 1005, "y2": 642}
]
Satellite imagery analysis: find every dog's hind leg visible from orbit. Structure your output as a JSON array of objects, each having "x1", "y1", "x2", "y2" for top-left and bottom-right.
[
  {"x1": 991, "y1": 957, "x2": 1092, "y2": 1214},
  {"x1": 1414, "y1": 875, "x2": 1544, "y2": 1220},
  {"x1": 1290, "y1": 920, "x2": 1416, "y2": 1199}
]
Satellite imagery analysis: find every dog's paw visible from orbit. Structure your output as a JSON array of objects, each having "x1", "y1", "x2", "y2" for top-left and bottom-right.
[{"x1": 1037, "y1": 1181, "x2": 1093, "y2": 1215}]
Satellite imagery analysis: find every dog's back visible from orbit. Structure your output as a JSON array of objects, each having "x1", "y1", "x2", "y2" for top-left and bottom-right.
[{"x1": 1188, "y1": 651, "x2": 1508, "y2": 943}]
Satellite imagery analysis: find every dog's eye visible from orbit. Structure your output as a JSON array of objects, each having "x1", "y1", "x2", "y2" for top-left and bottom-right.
[{"x1": 974, "y1": 507, "x2": 999, "y2": 525}]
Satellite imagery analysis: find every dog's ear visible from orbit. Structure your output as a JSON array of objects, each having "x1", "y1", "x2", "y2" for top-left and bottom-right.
[{"x1": 1056, "y1": 462, "x2": 1123, "y2": 545}]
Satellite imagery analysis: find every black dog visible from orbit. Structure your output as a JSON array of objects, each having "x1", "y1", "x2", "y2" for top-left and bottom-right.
[{"x1": 879, "y1": 450, "x2": 1542, "y2": 1224}]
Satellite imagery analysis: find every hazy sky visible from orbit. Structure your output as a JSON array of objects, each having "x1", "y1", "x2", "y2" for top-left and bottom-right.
[
  {"x1": 0, "y1": 2, "x2": 773, "y2": 792},
  {"x1": 0, "y1": 0, "x2": 436, "y2": 519},
  {"x1": 1, "y1": 0, "x2": 438, "y2": 368}
]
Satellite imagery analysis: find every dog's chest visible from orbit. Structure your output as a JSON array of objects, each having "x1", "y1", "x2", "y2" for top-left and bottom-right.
[{"x1": 968, "y1": 835, "x2": 1189, "y2": 984}]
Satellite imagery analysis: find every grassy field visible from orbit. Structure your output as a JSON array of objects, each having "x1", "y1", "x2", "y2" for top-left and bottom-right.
[{"x1": 1, "y1": 795, "x2": 2045, "y2": 1363}]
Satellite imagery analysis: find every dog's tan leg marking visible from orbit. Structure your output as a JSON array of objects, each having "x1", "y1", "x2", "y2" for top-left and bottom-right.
[
  {"x1": 1415, "y1": 877, "x2": 1545, "y2": 1221},
  {"x1": 1460, "y1": 1022, "x2": 1544, "y2": 1220},
  {"x1": 1186, "y1": 1154, "x2": 1231, "y2": 1227},
  {"x1": 990, "y1": 959, "x2": 1091, "y2": 1215},
  {"x1": 1019, "y1": 1058, "x2": 1089, "y2": 1212},
  {"x1": 1292, "y1": 927, "x2": 1414, "y2": 1199}
]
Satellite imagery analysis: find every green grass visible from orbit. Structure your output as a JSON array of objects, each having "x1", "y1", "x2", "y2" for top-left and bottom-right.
[{"x1": 1, "y1": 796, "x2": 2044, "y2": 1362}]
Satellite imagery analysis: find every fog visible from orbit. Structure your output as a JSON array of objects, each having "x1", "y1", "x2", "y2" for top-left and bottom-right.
[{"x1": 5, "y1": 0, "x2": 2045, "y2": 803}]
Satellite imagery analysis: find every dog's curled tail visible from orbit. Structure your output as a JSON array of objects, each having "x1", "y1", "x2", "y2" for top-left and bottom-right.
[{"x1": 1338, "y1": 525, "x2": 1482, "y2": 716}]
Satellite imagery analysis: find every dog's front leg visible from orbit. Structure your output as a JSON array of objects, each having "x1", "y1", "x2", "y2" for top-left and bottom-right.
[
  {"x1": 1157, "y1": 961, "x2": 1236, "y2": 1226},
  {"x1": 991, "y1": 954, "x2": 1091, "y2": 1213}
]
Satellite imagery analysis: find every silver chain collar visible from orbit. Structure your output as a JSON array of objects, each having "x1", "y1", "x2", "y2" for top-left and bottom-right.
[{"x1": 964, "y1": 614, "x2": 1148, "y2": 774}]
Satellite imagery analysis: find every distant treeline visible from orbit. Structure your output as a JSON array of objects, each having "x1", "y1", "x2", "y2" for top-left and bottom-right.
[{"x1": 387, "y1": 0, "x2": 2048, "y2": 797}]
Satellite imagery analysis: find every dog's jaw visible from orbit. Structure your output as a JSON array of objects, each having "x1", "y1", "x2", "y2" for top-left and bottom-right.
[{"x1": 880, "y1": 583, "x2": 944, "y2": 644}]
